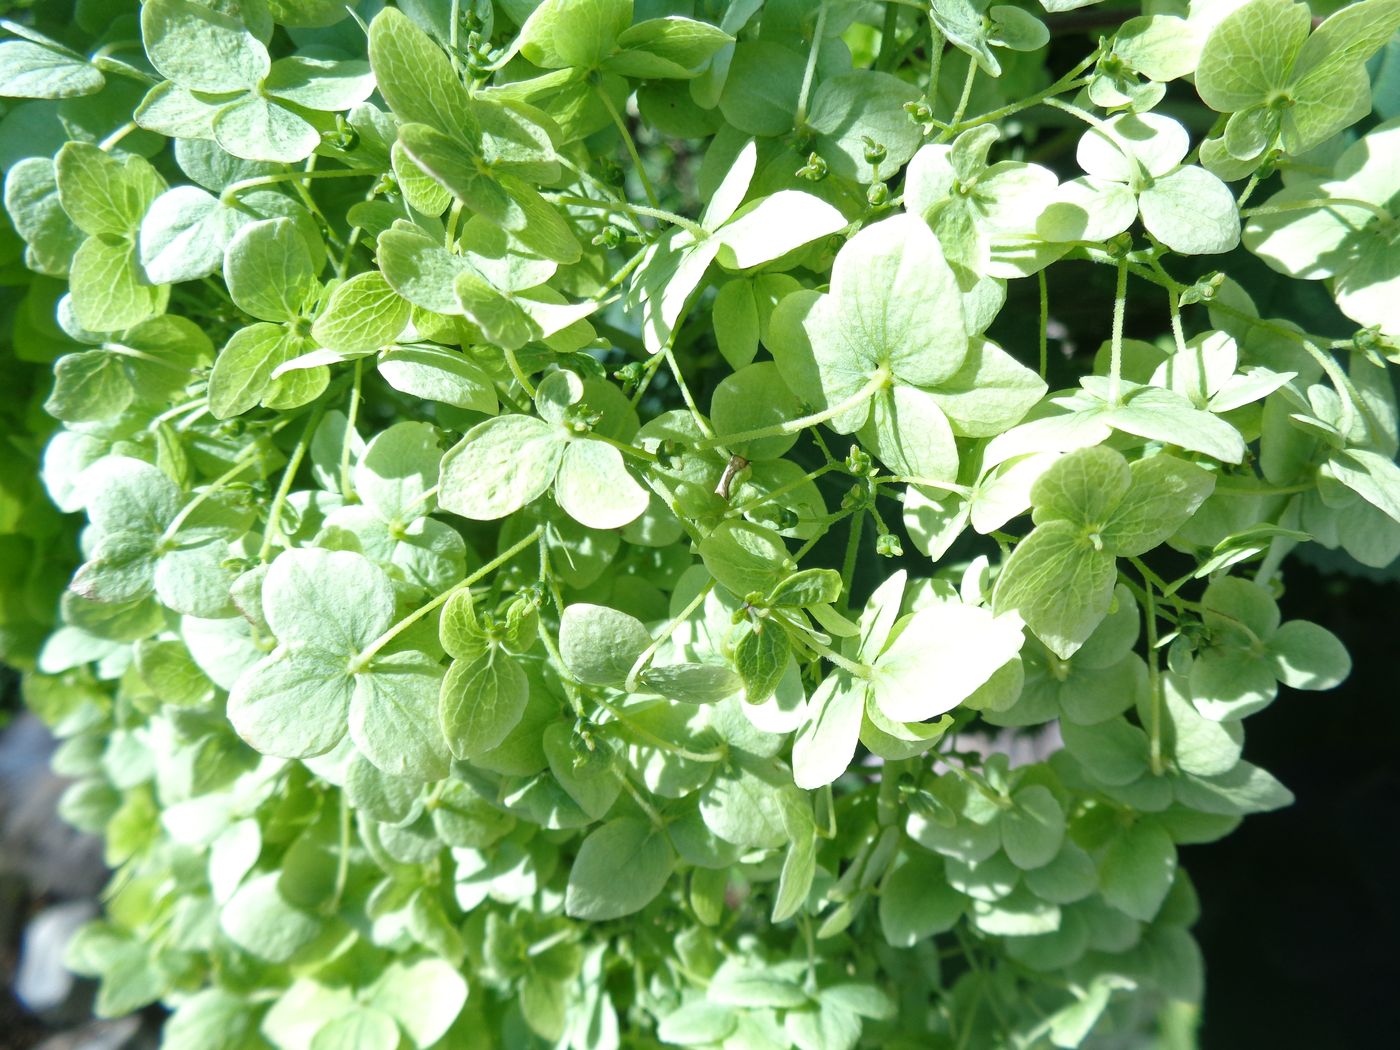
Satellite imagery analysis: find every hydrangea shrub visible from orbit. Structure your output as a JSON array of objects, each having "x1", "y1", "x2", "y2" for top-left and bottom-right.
[{"x1": 1, "y1": 0, "x2": 1397, "y2": 1046}]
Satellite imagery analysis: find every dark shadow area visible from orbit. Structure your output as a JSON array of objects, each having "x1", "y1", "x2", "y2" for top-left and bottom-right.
[{"x1": 1190, "y1": 562, "x2": 1399, "y2": 1049}]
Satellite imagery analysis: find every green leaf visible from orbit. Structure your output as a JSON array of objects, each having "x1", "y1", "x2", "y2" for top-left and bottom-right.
[
  {"x1": 0, "y1": 39, "x2": 104, "y2": 99},
  {"x1": 713, "y1": 279, "x2": 759, "y2": 370},
  {"x1": 559, "y1": 603, "x2": 651, "y2": 686},
  {"x1": 378, "y1": 344, "x2": 498, "y2": 413},
  {"x1": 733, "y1": 620, "x2": 791, "y2": 704},
  {"x1": 349, "y1": 659, "x2": 451, "y2": 780},
  {"x1": 1266, "y1": 619, "x2": 1350, "y2": 690},
  {"x1": 638, "y1": 662, "x2": 743, "y2": 704},
  {"x1": 555, "y1": 439, "x2": 650, "y2": 531},
  {"x1": 141, "y1": 0, "x2": 270, "y2": 94},
  {"x1": 309, "y1": 1009, "x2": 400, "y2": 1050},
  {"x1": 440, "y1": 647, "x2": 529, "y2": 758},
  {"x1": 926, "y1": 338, "x2": 1048, "y2": 439},
  {"x1": 227, "y1": 646, "x2": 354, "y2": 759},
  {"x1": 1138, "y1": 165, "x2": 1241, "y2": 256},
  {"x1": 1000, "y1": 785, "x2": 1065, "y2": 870},
  {"x1": 355, "y1": 421, "x2": 441, "y2": 524},
  {"x1": 1098, "y1": 820, "x2": 1177, "y2": 921},
  {"x1": 518, "y1": 0, "x2": 633, "y2": 70},
  {"x1": 807, "y1": 71, "x2": 922, "y2": 184},
  {"x1": 224, "y1": 218, "x2": 319, "y2": 323},
  {"x1": 138, "y1": 186, "x2": 245, "y2": 285},
  {"x1": 312, "y1": 271, "x2": 410, "y2": 353},
  {"x1": 438, "y1": 415, "x2": 566, "y2": 520},
  {"x1": 213, "y1": 95, "x2": 323, "y2": 164},
  {"x1": 565, "y1": 817, "x2": 676, "y2": 920},
  {"x1": 68, "y1": 235, "x2": 167, "y2": 333},
  {"x1": 544, "y1": 723, "x2": 621, "y2": 820},
  {"x1": 707, "y1": 958, "x2": 808, "y2": 1009},
  {"x1": 56, "y1": 141, "x2": 165, "y2": 238},
  {"x1": 4, "y1": 157, "x2": 84, "y2": 276},
  {"x1": 1103, "y1": 454, "x2": 1216, "y2": 556},
  {"x1": 1195, "y1": 0, "x2": 1311, "y2": 113},
  {"x1": 207, "y1": 323, "x2": 305, "y2": 419},
  {"x1": 363, "y1": 958, "x2": 469, "y2": 1048},
  {"x1": 1031, "y1": 445, "x2": 1132, "y2": 528},
  {"x1": 879, "y1": 852, "x2": 966, "y2": 946},
  {"x1": 658, "y1": 1002, "x2": 739, "y2": 1046},
  {"x1": 859, "y1": 385, "x2": 960, "y2": 483},
  {"x1": 164, "y1": 989, "x2": 264, "y2": 1050},
  {"x1": 993, "y1": 521, "x2": 1116, "y2": 659},
  {"x1": 263, "y1": 547, "x2": 395, "y2": 653},
  {"x1": 807, "y1": 214, "x2": 967, "y2": 419},
  {"x1": 872, "y1": 602, "x2": 1025, "y2": 723},
  {"x1": 609, "y1": 17, "x2": 734, "y2": 79},
  {"x1": 264, "y1": 57, "x2": 375, "y2": 113},
  {"x1": 700, "y1": 520, "x2": 795, "y2": 598},
  {"x1": 1061, "y1": 716, "x2": 1151, "y2": 786},
  {"x1": 220, "y1": 872, "x2": 321, "y2": 963},
  {"x1": 368, "y1": 7, "x2": 473, "y2": 132},
  {"x1": 710, "y1": 361, "x2": 801, "y2": 461},
  {"x1": 700, "y1": 758, "x2": 789, "y2": 848},
  {"x1": 791, "y1": 672, "x2": 864, "y2": 790}
]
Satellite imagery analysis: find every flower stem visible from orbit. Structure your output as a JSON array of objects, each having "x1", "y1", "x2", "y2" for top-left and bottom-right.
[
  {"x1": 1109, "y1": 257, "x2": 1129, "y2": 405},
  {"x1": 698, "y1": 371, "x2": 887, "y2": 450},
  {"x1": 351, "y1": 525, "x2": 544, "y2": 671}
]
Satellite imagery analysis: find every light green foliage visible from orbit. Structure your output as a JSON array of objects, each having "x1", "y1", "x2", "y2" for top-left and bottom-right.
[{"x1": 1, "y1": 2, "x2": 1392, "y2": 1048}]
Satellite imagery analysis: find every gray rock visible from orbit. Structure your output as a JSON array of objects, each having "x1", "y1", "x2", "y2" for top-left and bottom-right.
[
  {"x1": 14, "y1": 899, "x2": 98, "y2": 1018},
  {"x1": 34, "y1": 1017, "x2": 146, "y2": 1050},
  {"x1": 0, "y1": 713, "x2": 106, "y2": 898}
]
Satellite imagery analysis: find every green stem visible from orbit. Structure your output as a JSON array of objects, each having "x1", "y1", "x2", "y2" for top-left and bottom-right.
[
  {"x1": 550, "y1": 194, "x2": 706, "y2": 240},
  {"x1": 663, "y1": 346, "x2": 715, "y2": 437},
  {"x1": 625, "y1": 582, "x2": 715, "y2": 691},
  {"x1": 594, "y1": 244, "x2": 649, "y2": 302},
  {"x1": 596, "y1": 84, "x2": 661, "y2": 209},
  {"x1": 220, "y1": 167, "x2": 370, "y2": 205},
  {"x1": 590, "y1": 431, "x2": 658, "y2": 464},
  {"x1": 339, "y1": 359, "x2": 363, "y2": 501},
  {"x1": 330, "y1": 789, "x2": 351, "y2": 912},
  {"x1": 958, "y1": 48, "x2": 1099, "y2": 130},
  {"x1": 1240, "y1": 196, "x2": 1390, "y2": 223},
  {"x1": 259, "y1": 398, "x2": 328, "y2": 561},
  {"x1": 350, "y1": 525, "x2": 544, "y2": 671},
  {"x1": 160, "y1": 455, "x2": 258, "y2": 545},
  {"x1": 939, "y1": 60, "x2": 979, "y2": 141},
  {"x1": 597, "y1": 696, "x2": 726, "y2": 764},
  {"x1": 98, "y1": 121, "x2": 138, "y2": 152},
  {"x1": 1038, "y1": 269, "x2": 1050, "y2": 380},
  {"x1": 1138, "y1": 573, "x2": 1166, "y2": 777},
  {"x1": 697, "y1": 371, "x2": 889, "y2": 450},
  {"x1": 615, "y1": 769, "x2": 667, "y2": 828},
  {"x1": 926, "y1": 20, "x2": 946, "y2": 107},
  {"x1": 1108, "y1": 257, "x2": 1129, "y2": 405},
  {"x1": 840, "y1": 510, "x2": 865, "y2": 608},
  {"x1": 876, "y1": 0, "x2": 898, "y2": 71},
  {"x1": 795, "y1": 0, "x2": 830, "y2": 127},
  {"x1": 1213, "y1": 477, "x2": 1315, "y2": 496},
  {"x1": 629, "y1": 351, "x2": 668, "y2": 407},
  {"x1": 807, "y1": 635, "x2": 872, "y2": 680},
  {"x1": 1235, "y1": 171, "x2": 1263, "y2": 209},
  {"x1": 727, "y1": 463, "x2": 836, "y2": 517},
  {"x1": 1168, "y1": 285, "x2": 1189, "y2": 359},
  {"x1": 503, "y1": 345, "x2": 536, "y2": 398}
]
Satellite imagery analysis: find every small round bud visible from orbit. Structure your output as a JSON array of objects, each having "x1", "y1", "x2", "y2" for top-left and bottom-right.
[{"x1": 866, "y1": 181, "x2": 890, "y2": 207}]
